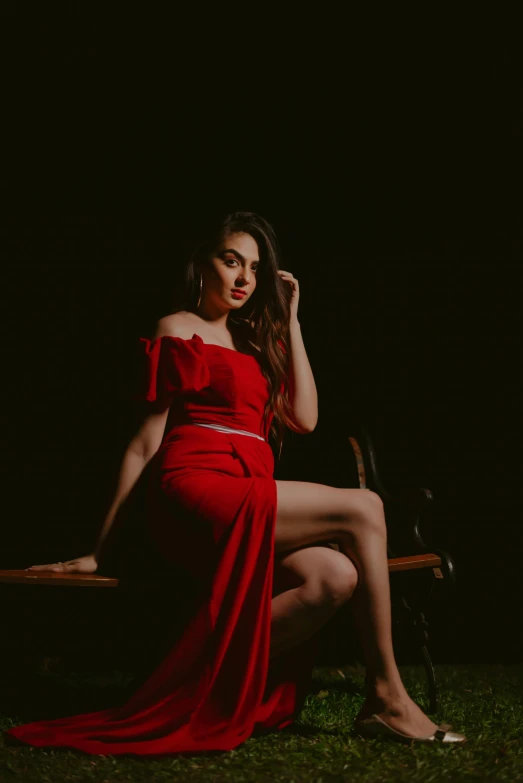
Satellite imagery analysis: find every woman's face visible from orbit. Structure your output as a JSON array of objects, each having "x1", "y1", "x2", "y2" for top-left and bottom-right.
[{"x1": 203, "y1": 231, "x2": 260, "y2": 310}]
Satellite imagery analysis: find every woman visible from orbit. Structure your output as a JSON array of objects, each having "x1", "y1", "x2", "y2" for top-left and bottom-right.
[{"x1": 6, "y1": 211, "x2": 465, "y2": 755}]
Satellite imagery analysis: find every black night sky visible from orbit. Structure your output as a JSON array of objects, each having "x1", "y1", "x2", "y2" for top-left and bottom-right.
[{"x1": 1, "y1": 15, "x2": 522, "y2": 670}]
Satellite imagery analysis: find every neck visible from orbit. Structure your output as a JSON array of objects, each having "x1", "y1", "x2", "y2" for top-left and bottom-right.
[{"x1": 193, "y1": 303, "x2": 232, "y2": 333}]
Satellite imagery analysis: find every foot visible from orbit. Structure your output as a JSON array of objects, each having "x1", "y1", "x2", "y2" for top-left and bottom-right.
[{"x1": 356, "y1": 688, "x2": 438, "y2": 738}]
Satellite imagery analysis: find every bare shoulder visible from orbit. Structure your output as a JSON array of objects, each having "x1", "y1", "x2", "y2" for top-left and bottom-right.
[{"x1": 153, "y1": 311, "x2": 195, "y2": 340}]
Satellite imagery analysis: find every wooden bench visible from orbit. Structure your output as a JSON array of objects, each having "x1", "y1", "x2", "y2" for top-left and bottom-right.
[
  {"x1": 0, "y1": 553, "x2": 442, "y2": 588},
  {"x1": 0, "y1": 422, "x2": 454, "y2": 711}
]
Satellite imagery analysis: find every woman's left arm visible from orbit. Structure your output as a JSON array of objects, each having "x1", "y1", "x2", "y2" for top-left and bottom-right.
[{"x1": 286, "y1": 317, "x2": 318, "y2": 434}]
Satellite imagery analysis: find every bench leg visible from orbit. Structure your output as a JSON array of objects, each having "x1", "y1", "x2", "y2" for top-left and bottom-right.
[
  {"x1": 399, "y1": 596, "x2": 439, "y2": 713},
  {"x1": 420, "y1": 637, "x2": 439, "y2": 713}
]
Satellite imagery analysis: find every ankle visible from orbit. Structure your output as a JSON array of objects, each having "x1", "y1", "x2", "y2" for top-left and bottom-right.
[{"x1": 364, "y1": 673, "x2": 407, "y2": 705}]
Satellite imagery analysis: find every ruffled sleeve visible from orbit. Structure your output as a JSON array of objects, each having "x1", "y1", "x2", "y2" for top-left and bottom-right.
[{"x1": 135, "y1": 333, "x2": 210, "y2": 411}]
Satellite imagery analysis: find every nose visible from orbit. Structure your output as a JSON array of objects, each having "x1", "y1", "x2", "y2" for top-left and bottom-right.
[{"x1": 237, "y1": 270, "x2": 252, "y2": 286}]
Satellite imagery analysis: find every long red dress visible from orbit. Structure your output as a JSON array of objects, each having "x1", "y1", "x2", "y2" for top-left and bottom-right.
[{"x1": 5, "y1": 332, "x2": 321, "y2": 756}]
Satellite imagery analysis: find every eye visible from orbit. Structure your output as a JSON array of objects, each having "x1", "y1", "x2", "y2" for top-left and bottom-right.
[{"x1": 225, "y1": 258, "x2": 259, "y2": 272}]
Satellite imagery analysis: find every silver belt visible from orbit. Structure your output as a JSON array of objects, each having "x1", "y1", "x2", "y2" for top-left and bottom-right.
[{"x1": 190, "y1": 422, "x2": 265, "y2": 442}]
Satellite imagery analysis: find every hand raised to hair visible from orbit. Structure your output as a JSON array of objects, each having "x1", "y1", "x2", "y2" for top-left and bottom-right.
[{"x1": 277, "y1": 269, "x2": 300, "y2": 323}]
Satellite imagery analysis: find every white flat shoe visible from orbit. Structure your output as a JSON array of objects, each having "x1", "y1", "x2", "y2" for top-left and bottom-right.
[{"x1": 355, "y1": 713, "x2": 467, "y2": 744}]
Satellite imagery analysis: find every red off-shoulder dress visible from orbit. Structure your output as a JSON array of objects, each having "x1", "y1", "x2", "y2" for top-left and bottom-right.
[{"x1": 5, "y1": 333, "x2": 320, "y2": 756}]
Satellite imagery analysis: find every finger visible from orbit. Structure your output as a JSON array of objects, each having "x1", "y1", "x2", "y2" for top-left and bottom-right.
[{"x1": 27, "y1": 562, "x2": 70, "y2": 572}]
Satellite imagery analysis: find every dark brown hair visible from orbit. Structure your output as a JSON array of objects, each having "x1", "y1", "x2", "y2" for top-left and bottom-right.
[{"x1": 171, "y1": 210, "x2": 295, "y2": 460}]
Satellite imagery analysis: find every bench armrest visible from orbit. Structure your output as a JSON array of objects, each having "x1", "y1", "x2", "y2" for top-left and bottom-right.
[{"x1": 348, "y1": 424, "x2": 436, "y2": 556}]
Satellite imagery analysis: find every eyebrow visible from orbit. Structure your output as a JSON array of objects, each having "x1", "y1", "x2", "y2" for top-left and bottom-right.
[{"x1": 220, "y1": 248, "x2": 260, "y2": 265}]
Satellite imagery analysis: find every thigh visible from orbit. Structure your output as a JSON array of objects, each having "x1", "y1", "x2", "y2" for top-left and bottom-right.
[
  {"x1": 274, "y1": 479, "x2": 380, "y2": 555},
  {"x1": 272, "y1": 543, "x2": 356, "y2": 597}
]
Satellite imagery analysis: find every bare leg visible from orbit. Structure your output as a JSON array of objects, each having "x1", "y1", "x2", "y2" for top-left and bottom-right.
[
  {"x1": 269, "y1": 546, "x2": 358, "y2": 659},
  {"x1": 335, "y1": 503, "x2": 438, "y2": 734},
  {"x1": 270, "y1": 585, "x2": 341, "y2": 658},
  {"x1": 274, "y1": 481, "x2": 438, "y2": 737}
]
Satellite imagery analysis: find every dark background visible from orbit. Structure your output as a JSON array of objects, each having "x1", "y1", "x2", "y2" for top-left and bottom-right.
[{"x1": 1, "y1": 16, "x2": 521, "y2": 668}]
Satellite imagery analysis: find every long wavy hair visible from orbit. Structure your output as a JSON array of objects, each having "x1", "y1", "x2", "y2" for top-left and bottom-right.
[{"x1": 171, "y1": 210, "x2": 295, "y2": 461}]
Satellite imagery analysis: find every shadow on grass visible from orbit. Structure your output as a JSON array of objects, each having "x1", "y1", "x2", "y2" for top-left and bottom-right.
[
  {"x1": 0, "y1": 669, "x2": 129, "y2": 724},
  {"x1": 278, "y1": 723, "x2": 348, "y2": 739},
  {"x1": 310, "y1": 680, "x2": 363, "y2": 697}
]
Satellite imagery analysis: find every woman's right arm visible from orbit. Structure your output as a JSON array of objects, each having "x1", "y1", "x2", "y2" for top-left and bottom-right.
[
  {"x1": 27, "y1": 316, "x2": 188, "y2": 573},
  {"x1": 26, "y1": 403, "x2": 171, "y2": 573},
  {"x1": 92, "y1": 407, "x2": 170, "y2": 563}
]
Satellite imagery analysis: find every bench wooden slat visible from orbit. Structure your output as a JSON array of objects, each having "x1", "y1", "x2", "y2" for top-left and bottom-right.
[
  {"x1": 387, "y1": 553, "x2": 441, "y2": 572},
  {"x1": 0, "y1": 570, "x2": 119, "y2": 587},
  {"x1": 0, "y1": 553, "x2": 442, "y2": 587}
]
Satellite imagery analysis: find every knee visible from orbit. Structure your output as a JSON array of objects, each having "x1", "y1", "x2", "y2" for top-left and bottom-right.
[
  {"x1": 325, "y1": 558, "x2": 359, "y2": 606},
  {"x1": 351, "y1": 489, "x2": 386, "y2": 538},
  {"x1": 301, "y1": 555, "x2": 359, "y2": 609}
]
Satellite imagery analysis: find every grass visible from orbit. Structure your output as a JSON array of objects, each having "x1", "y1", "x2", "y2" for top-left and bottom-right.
[{"x1": 1, "y1": 663, "x2": 522, "y2": 782}]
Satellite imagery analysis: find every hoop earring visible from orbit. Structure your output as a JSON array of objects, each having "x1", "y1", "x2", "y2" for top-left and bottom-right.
[{"x1": 197, "y1": 274, "x2": 202, "y2": 307}]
